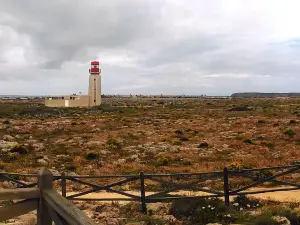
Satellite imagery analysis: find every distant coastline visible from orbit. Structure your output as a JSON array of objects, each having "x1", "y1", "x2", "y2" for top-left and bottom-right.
[{"x1": 231, "y1": 92, "x2": 300, "y2": 98}]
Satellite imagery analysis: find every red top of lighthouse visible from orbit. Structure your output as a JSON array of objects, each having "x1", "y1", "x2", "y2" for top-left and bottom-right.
[
  {"x1": 90, "y1": 61, "x2": 100, "y2": 73},
  {"x1": 91, "y1": 61, "x2": 99, "y2": 65}
]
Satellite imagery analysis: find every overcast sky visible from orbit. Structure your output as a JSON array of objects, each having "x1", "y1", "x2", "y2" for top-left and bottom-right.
[{"x1": 1, "y1": 0, "x2": 300, "y2": 96}]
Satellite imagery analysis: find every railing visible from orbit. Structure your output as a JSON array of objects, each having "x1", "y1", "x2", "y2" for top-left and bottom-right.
[
  {"x1": 0, "y1": 169, "x2": 95, "y2": 225},
  {"x1": 1, "y1": 164, "x2": 300, "y2": 215}
]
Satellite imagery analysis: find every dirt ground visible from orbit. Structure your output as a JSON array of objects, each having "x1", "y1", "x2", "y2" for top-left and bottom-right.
[{"x1": 68, "y1": 187, "x2": 300, "y2": 204}]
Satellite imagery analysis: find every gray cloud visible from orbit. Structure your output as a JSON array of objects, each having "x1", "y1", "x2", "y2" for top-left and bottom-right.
[{"x1": 1, "y1": 0, "x2": 300, "y2": 95}]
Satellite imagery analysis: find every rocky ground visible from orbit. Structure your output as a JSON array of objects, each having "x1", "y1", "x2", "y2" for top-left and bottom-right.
[{"x1": 2, "y1": 97, "x2": 300, "y2": 224}]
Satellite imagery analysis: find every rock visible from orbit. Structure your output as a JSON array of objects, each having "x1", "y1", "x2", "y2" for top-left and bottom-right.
[
  {"x1": 113, "y1": 159, "x2": 126, "y2": 165},
  {"x1": 18, "y1": 214, "x2": 36, "y2": 225},
  {"x1": 32, "y1": 143, "x2": 44, "y2": 151},
  {"x1": 206, "y1": 224, "x2": 222, "y2": 225},
  {"x1": 3, "y1": 135, "x2": 15, "y2": 141},
  {"x1": 43, "y1": 156, "x2": 50, "y2": 162},
  {"x1": 130, "y1": 155, "x2": 139, "y2": 160},
  {"x1": 271, "y1": 216, "x2": 291, "y2": 225},
  {"x1": 2, "y1": 181, "x2": 14, "y2": 188},
  {"x1": 37, "y1": 159, "x2": 48, "y2": 166},
  {"x1": 222, "y1": 144, "x2": 229, "y2": 149},
  {"x1": 159, "y1": 215, "x2": 177, "y2": 223},
  {"x1": 100, "y1": 150, "x2": 109, "y2": 155},
  {"x1": 67, "y1": 172, "x2": 78, "y2": 176},
  {"x1": 126, "y1": 222, "x2": 146, "y2": 225},
  {"x1": 0, "y1": 140, "x2": 18, "y2": 152},
  {"x1": 147, "y1": 203, "x2": 170, "y2": 215},
  {"x1": 48, "y1": 169, "x2": 60, "y2": 176},
  {"x1": 86, "y1": 141, "x2": 103, "y2": 146}
]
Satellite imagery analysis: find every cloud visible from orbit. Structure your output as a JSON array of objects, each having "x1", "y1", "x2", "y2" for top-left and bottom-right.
[{"x1": 1, "y1": 0, "x2": 300, "y2": 95}]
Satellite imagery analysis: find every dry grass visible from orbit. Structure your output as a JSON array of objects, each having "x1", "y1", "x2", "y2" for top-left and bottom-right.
[{"x1": 1, "y1": 97, "x2": 300, "y2": 176}]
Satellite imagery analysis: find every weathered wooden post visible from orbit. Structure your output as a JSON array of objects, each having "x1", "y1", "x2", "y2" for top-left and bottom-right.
[
  {"x1": 140, "y1": 172, "x2": 147, "y2": 214},
  {"x1": 223, "y1": 167, "x2": 230, "y2": 206},
  {"x1": 61, "y1": 172, "x2": 67, "y2": 198},
  {"x1": 37, "y1": 169, "x2": 53, "y2": 225}
]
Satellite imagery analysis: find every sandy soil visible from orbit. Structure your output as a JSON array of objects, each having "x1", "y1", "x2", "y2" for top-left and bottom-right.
[{"x1": 68, "y1": 187, "x2": 300, "y2": 204}]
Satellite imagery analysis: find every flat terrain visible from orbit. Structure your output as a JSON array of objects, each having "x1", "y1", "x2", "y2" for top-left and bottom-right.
[
  {"x1": 2, "y1": 97, "x2": 300, "y2": 224},
  {"x1": 1, "y1": 97, "x2": 300, "y2": 176}
]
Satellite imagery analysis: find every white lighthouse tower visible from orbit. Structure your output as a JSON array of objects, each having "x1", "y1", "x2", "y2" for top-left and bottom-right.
[{"x1": 88, "y1": 61, "x2": 101, "y2": 106}]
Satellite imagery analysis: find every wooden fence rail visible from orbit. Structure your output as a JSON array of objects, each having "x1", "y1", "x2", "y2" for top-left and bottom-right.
[
  {"x1": 0, "y1": 169, "x2": 96, "y2": 225},
  {"x1": 1, "y1": 164, "x2": 300, "y2": 215}
]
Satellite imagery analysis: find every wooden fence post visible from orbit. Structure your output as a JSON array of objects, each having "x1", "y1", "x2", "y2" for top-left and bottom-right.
[
  {"x1": 140, "y1": 172, "x2": 147, "y2": 214},
  {"x1": 223, "y1": 167, "x2": 230, "y2": 206},
  {"x1": 37, "y1": 169, "x2": 53, "y2": 225},
  {"x1": 61, "y1": 172, "x2": 66, "y2": 198}
]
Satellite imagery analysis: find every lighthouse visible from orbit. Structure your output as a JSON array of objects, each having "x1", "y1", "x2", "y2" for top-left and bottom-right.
[
  {"x1": 88, "y1": 61, "x2": 102, "y2": 106},
  {"x1": 45, "y1": 60, "x2": 102, "y2": 108}
]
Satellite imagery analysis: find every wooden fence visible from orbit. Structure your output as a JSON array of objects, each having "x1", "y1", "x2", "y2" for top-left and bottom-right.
[
  {"x1": 1, "y1": 164, "x2": 300, "y2": 216},
  {"x1": 0, "y1": 169, "x2": 95, "y2": 224}
]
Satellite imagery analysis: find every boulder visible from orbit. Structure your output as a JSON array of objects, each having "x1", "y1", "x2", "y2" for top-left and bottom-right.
[
  {"x1": 0, "y1": 140, "x2": 18, "y2": 152},
  {"x1": 3, "y1": 135, "x2": 15, "y2": 141},
  {"x1": 18, "y1": 214, "x2": 36, "y2": 225},
  {"x1": 37, "y1": 159, "x2": 48, "y2": 166},
  {"x1": 271, "y1": 216, "x2": 291, "y2": 225}
]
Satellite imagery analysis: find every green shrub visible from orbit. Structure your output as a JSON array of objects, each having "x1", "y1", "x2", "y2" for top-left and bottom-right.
[
  {"x1": 84, "y1": 151, "x2": 98, "y2": 160},
  {"x1": 232, "y1": 195, "x2": 260, "y2": 210},
  {"x1": 198, "y1": 142, "x2": 209, "y2": 148},
  {"x1": 138, "y1": 215, "x2": 166, "y2": 225},
  {"x1": 252, "y1": 170, "x2": 273, "y2": 180},
  {"x1": 175, "y1": 130, "x2": 184, "y2": 135},
  {"x1": 3, "y1": 152, "x2": 19, "y2": 162},
  {"x1": 261, "y1": 141, "x2": 275, "y2": 150},
  {"x1": 284, "y1": 129, "x2": 296, "y2": 137},
  {"x1": 151, "y1": 157, "x2": 170, "y2": 167},
  {"x1": 243, "y1": 139, "x2": 254, "y2": 144},
  {"x1": 173, "y1": 140, "x2": 182, "y2": 145},
  {"x1": 9, "y1": 144, "x2": 28, "y2": 155},
  {"x1": 170, "y1": 198, "x2": 236, "y2": 224},
  {"x1": 2, "y1": 120, "x2": 10, "y2": 125},
  {"x1": 106, "y1": 138, "x2": 122, "y2": 150},
  {"x1": 257, "y1": 120, "x2": 266, "y2": 124},
  {"x1": 179, "y1": 136, "x2": 189, "y2": 142},
  {"x1": 65, "y1": 163, "x2": 77, "y2": 171},
  {"x1": 251, "y1": 215, "x2": 279, "y2": 225},
  {"x1": 227, "y1": 162, "x2": 251, "y2": 171}
]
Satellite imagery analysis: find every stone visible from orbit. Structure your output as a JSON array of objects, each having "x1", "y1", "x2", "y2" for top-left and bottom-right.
[
  {"x1": 206, "y1": 224, "x2": 222, "y2": 225},
  {"x1": 100, "y1": 150, "x2": 109, "y2": 155},
  {"x1": 43, "y1": 156, "x2": 50, "y2": 162},
  {"x1": 3, "y1": 135, "x2": 15, "y2": 141},
  {"x1": 37, "y1": 159, "x2": 48, "y2": 166},
  {"x1": 126, "y1": 222, "x2": 146, "y2": 225},
  {"x1": 0, "y1": 140, "x2": 18, "y2": 152},
  {"x1": 86, "y1": 141, "x2": 103, "y2": 146},
  {"x1": 2, "y1": 181, "x2": 14, "y2": 188},
  {"x1": 271, "y1": 216, "x2": 291, "y2": 225},
  {"x1": 67, "y1": 172, "x2": 78, "y2": 176},
  {"x1": 32, "y1": 143, "x2": 44, "y2": 151},
  {"x1": 18, "y1": 214, "x2": 36, "y2": 225},
  {"x1": 160, "y1": 215, "x2": 177, "y2": 222}
]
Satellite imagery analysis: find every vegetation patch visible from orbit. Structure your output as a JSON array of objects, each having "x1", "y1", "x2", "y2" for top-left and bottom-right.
[{"x1": 284, "y1": 129, "x2": 296, "y2": 137}]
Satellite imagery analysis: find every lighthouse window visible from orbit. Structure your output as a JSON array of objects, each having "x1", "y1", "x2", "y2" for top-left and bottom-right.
[
  {"x1": 94, "y1": 100, "x2": 96, "y2": 103},
  {"x1": 94, "y1": 79, "x2": 96, "y2": 81}
]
